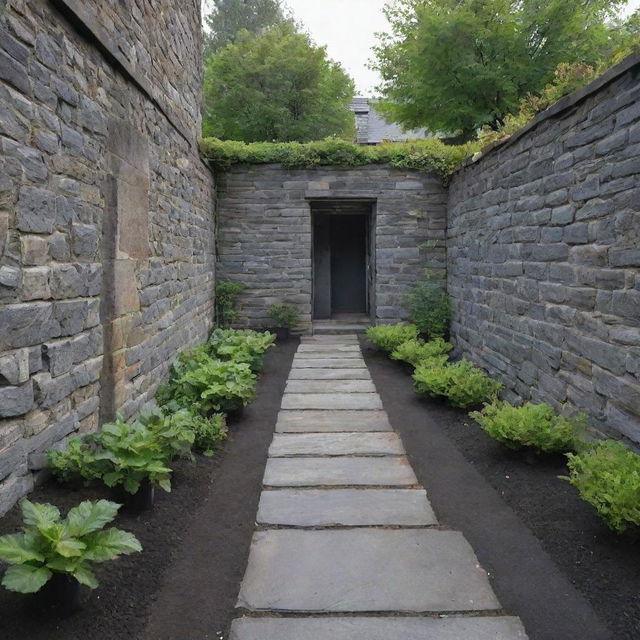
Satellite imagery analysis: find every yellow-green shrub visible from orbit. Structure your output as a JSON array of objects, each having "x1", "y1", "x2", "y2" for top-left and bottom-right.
[
  {"x1": 366, "y1": 324, "x2": 419, "y2": 354},
  {"x1": 391, "y1": 338, "x2": 452, "y2": 368}
]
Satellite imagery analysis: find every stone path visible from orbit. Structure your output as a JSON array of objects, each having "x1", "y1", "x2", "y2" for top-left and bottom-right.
[{"x1": 229, "y1": 335, "x2": 528, "y2": 639}]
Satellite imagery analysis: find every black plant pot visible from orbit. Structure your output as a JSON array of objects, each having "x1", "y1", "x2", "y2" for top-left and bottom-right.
[
  {"x1": 226, "y1": 405, "x2": 245, "y2": 424},
  {"x1": 268, "y1": 327, "x2": 289, "y2": 341},
  {"x1": 115, "y1": 478, "x2": 155, "y2": 515},
  {"x1": 36, "y1": 573, "x2": 81, "y2": 617}
]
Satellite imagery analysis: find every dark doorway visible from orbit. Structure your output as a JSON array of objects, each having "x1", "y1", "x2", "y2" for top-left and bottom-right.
[{"x1": 311, "y1": 201, "x2": 374, "y2": 320}]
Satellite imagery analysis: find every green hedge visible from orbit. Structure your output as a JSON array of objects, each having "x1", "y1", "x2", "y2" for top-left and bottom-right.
[{"x1": 199, "y1": 137, "x2": 475, "y2": 182}]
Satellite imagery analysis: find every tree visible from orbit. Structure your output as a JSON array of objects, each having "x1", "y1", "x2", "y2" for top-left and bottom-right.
[
  {"x1": 203, "y1": 24, "x2": 355, "y2": 142},
  {"x1": 203, "y1": 0, "x2": 288, "y2": 57},
  {"x1": 373, "y1": 0, "x2": 631, "y2": 140}
]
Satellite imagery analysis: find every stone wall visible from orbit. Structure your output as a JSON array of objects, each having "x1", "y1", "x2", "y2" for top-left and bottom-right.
[
  {"x1": 447, "y1": 57, "x2": 640, "y2": 441},
  {"x1": 215, "y1": 165, "x2": 448, "y2": 332},
  {"x1": 0, "y1": 0, "x2": 215, "y2": 514}
]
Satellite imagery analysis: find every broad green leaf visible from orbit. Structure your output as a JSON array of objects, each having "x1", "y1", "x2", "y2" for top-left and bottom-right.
[
  {"x1": 55, "y1": 538, "x2": 86, "y2": 558},
  {"x1": 83, "y1": 528, "x2": 142, "y2": 562},
  {"x1": 2, "y1": 564, "x2": 52, "y2": 593},
  {"x1": 65, "y1": 500, "x2": 120, "y2": 537},
  {"x1": 46, "y1": 556, "x2": 78, "y2": 573},
  {"x1": 0, "y1": 533, "x2": 45, "y2": 564},
  {"x1": 21, "y1": 500, "x2": 60, "y2": 530},
  {"x1": 72, "y1": 563, "x2": 98, "y2": 589},
  {"x1": 102, "y1": 471, "x2": 123, "y2": 488},
  {"x1": 123, "y1": 475, "x2": 141, "y2": 494},
  {"x1": 157, "y1": 477, "x2": 172, "y2": 492}
]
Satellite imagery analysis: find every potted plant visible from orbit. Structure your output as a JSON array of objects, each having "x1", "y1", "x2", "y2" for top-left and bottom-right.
[
  {"x1": 0, "y1": 499, "x2": 141, "y2": 615},
  {"x1": 267, "y1": 303, "x2": 299, "y2": 340}
]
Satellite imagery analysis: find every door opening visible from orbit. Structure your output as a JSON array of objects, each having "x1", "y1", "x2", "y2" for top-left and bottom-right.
[{"x1": 311, "y1": 201, "x2": 374, "y2": 320}]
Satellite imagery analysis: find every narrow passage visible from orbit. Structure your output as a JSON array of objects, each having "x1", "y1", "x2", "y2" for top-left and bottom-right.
[{"x1": 229, "y1": 335, "x2": 528, "y2": 639}]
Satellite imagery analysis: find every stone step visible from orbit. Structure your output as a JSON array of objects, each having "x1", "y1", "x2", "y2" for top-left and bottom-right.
[
  {"x1": 288, "y1": 368, "x2": 371, "y2": 380},
  {"x1": 276, "y1": 410, "x2": 391, "y2": 432},
  {"x1": 237, "y1": 529, "x2": 501, "y2": 613},
  {"x1": 294, "y1": 350, "x2": 363, "y2": 358},
  {"x1": 291, "y1": 358, "x2": 367, "y2": 369},
  {"x1": 285, "y1": 379, "x2": 376, "y2": 394},
  {"x1": 301, "y1": 335, "x2": 359, "y2": 343},
  {"x1": 312, "y1": 324, "x2": 369, "y2": 335},
  {"x1": 257, "y1": 488, "x2": 437, "y2": 526},
  {"x1": 229, "y1": 616, "x2": 528, "y2": 640},
  {"x1": 297, "y1": 344, "x2": 361, "y2": 353},
  {"x1": 281, "y1": 393, "x2": 383, "y2": 411},
  {"x1": 268, "y1": 432, "x2": 405, "y2": 457},
  {"x1": 263, "y1": 456, "x2": 418, "y2": 487}
]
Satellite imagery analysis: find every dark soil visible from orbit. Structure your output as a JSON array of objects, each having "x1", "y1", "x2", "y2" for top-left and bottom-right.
[
  {"x1": 0, "y1": 338, "x2": 298, "y2": 640},
  {"x1": 361, "y1": 338, "x2": 640, "y2": 640}
]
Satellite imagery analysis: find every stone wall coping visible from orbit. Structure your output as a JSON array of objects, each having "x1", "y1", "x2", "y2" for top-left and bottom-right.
[{"x1": 460, "y1": 52, "x2": 640, "y2": 173}]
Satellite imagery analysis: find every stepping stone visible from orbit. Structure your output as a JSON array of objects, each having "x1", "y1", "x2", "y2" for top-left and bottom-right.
[
  {"x1": 285, "y1": 379, "x2": 376, "y2": 393},
  {"x1": 281, "y1": 393, "x2": 382, "y2": 410},
  {"x1": 276, "y1": 410, "x2": 391, "y2": 432},
  {"x1": 269, "y1": 432, "x2": 404, "y2": 457},
  {"x1": 263, "y1": 456, "x2": 418, "y2": 487},
  {"x1": 295, "y1": 350, "x2": 363, "y2": 358},
  {"x1": 302, "y1": 335, "x2": 359, "y2": 342},
  {"x1": 292, "y1": 358, "x2": 366, "y2": 369},
  {"x1": 229, "y1": 616, "x2": 528, "y2": 640},
  {"x1": 237, "y1": 529, "x2": 501, "y2": 612},
  {"x1": 298, "y1": 344, "x2": 361, "y2": 353},
  {"x1": 288, "y1": 368, "x2": 371, "y2": 380},
  {"x1": 257, "y1": 488, "x2": 437, "y2": 526}
]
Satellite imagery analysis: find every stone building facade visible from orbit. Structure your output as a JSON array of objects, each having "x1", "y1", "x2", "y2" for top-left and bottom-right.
[{"x1": 0, "y1": 0, "x2": 215, "y2": 514}]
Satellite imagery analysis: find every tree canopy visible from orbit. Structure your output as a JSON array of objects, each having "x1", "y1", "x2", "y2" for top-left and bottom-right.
[
  {"x1": 202, "y1": 23, "x2": 355, "y2": 142},
  {"x1": 203, "y1": 0, "x2": 288, "y2": 57},
  {"x1": 373, "y1": 0, "x2": 632, "y2": 139}
]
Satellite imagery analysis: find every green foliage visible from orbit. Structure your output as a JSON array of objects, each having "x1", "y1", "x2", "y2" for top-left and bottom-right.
[
  {"x1": 48, "y1": 439, "x2": 100, "y2": 484},
  {"x1": 268, "y1": 303, "x2": 300, "y2": 329},
  {"x1": 215, "y1": 280, "x2": 246, "y2": 328},
  {"x1": 391, "y1": 338, "x2": 452, "y2": 368},
  {"x1": 186, "y1": 412, "x2": 228, "y2": 457},
  {"x1": 470, "y1": 401, "x2": 585, "y2": 453},
  {"x1": 565, "y1": 441, "x2": 640, "y2": 533},
  {"x1": 373, "y1": 0, "x2": 631, "y2": 139},
  {"x1": 208, "y1": 328, "x2": 275, "y2": 372},
  {"x1": 366, "y1": 324, "x2": 419, "y2": 354},
  {"x1": 203, "y1": 23, "x2": 355, "y2": 142},
  {"x1": 200, "y1": 137, "x2": 473, "y2": 183},
  {"x1": 405, "y1": 275, "x2": 451, "y2": 339},
  {"x1": 413, "y1": 360, "x2": 502, "y2": 409},
  {"x1": 0, "y1": 499, "x2": 141, "y2": 594},
  {"x1": 137, "y1": 407, "x2": 196, "y2": 461}
]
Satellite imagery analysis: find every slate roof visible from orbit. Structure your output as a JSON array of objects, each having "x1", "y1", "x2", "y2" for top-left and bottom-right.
[{"x1": 349, "y1": 98, "x2": 430, "y2": 144}]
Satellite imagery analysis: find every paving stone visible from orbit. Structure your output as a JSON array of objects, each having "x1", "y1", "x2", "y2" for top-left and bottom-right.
[
  {"x1": 269, "y1": 432, "x2": 405, "y2": 457},
  {"x1": 263, "y1": 456, "x2": 418, "y2": 487},
  {"x1": 297, "y1": 344, "x2": 361, "y2": 353},
  {"x1": 257, "y1": 488, "x2": 437, "y2": 526},
  {"x1": 285, "y1": 379, "x2": 376, "y2": 393},
  {"x1": 281, "y1": 393, "x2": 383, "y2": 410},
  {"x1": 288, "y1": 368, "x2": 371, "y2": 380},
  {"x1": 295, "y1": 350, "x2": 363, "y2": 358},
  {"x1": 229, "y1": 616, "x2": 528, "y2": 640},
  {"x1": 292, "y1": 358, "x2": 366, "y2": 369},
  {"x1": 237, "y1": 529, "x2": 501, "y2": 612},
  {"x1": 276, "y1": 410, "x2": 391, "y2": 432},
  {"x1": 302, "y1": 335, "x2": 359, "y2": 343}
]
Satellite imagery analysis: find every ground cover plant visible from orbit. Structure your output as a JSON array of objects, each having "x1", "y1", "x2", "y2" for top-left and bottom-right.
[
  {"x1": 391, "y1": 337, "x2": 452, "y2": 368},
  {"x1": 366, "y1": 324, "x2": 419, "y2": 354},
  {"x1": 208, "y1": 328, "x2": 276, "y2": 372},
  {"x1": 0, "y1": 499, "x2": 140, "y2": 594},
  {"x1": 471, "y1": 401, "x2": 585, "y2": 454},
  {"x1": 405, "y1": 275, "x2": 451, "y2": 340},
  {"x1": 565, "y1": 440, "x2": 640, "y2": 533}
]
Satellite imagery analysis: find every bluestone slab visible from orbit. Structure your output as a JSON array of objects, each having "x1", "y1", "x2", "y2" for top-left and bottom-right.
[
  {"x1": 263, "y1": 456, "x2": 418, "y2": 487},
  {"x1": 285, "y1": 379, "x2": 376, "y2": 393},
  {"x1": 297, "y1": 344, "x2": 361, "y2": 353},
  {"x1": 237, "y1": 529, "x2": 501, "y2": 612},
  {"x1": 268, "y1": 432, "x2": 405, "y2": 457},
  {"x1": 276, "y1": 410, "x2": 391, "y2": 432},
  {"x1": 257, "y1": 488, "x2": 437, "y2": 526},
  {"x1": 281, "y1": 393, "x2": 383, "y2": 410},
  {"x1": 291, "y1": 358, "x2": 366, "y2": 369},
  {"x1": 229, "y1": 616, "x2": 528, "y2": 640},
  {"x1": 288, "y1": 368, "x2": 371, "y2": 380},
  {"x1": 301, "y1": 335, "x2": 359, "y2": 343}
]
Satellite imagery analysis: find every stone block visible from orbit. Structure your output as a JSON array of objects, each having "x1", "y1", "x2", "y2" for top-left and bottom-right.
[
  {"x1": 21, "y1": 266, "x2": 50, "y2": 300},
  {"x1": 113, "y1": 260, "x2": 140, "y2": 314},
  {"x1": 20, "y1": 235, "x2": 49, "y2": 266},
  {"x1": 268, "y1": 432, "x2": 405, "y2": 457},
  {"x1": 71, "y1": 224, "x2": 98, "y2": 258},
  {"x1": 42, "y1": 340, "x2": 74, "y2": 377},
  {"x1": 0, "y1": 348, "x2": 29, "y2": 385},
  {"x1": 285, "y1": 379, "x2": 376, "y2": 393},
  {"x1": 281, "y1": 393, "x2": 383, "y2": 410},
  {"x1": 0, "y1": 302, "x2": 56, "y2": 350},
  {"x1": 16, "y1": 186, "x2": 55, "y2": 233},
  {"x1": 0, "y1": 380, "x2": 34, "y2": 418},
  {"x1": 116, "y1": 174, "x2": 149, "y2": 259},
  {"x1": 0, "y1": 265, "x2": 19, "y2": 288}
]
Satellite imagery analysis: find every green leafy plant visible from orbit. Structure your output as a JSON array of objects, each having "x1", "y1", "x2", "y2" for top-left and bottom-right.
[
  {"x1": 48, "y1": 439, "x2": 101, "y2": 485},
  {"x1": 470, "y1": 401, "x2": 585, "y2": 453},
  {"x1": 565, "y1": 441, "x2": 640, "y2": 533},
  {"x1": 267, "y1": 303, "x2": 300, "y2": 329},
  {"x1": 160, "y1": 403, "x2": 228, "y2": 456},
  {"x1": 405, "y1": 275, "x2": 451, "y2": 340},
  {"x1": 366, "y1": 324, "x2": 419, "y2": 354},
  {"x1": 208, "y1": 328, "x2": 275, "y2": 372},
  {"x1": 215, "y1": 280, "x2": 246, "y2": 328},
  {"x1": 137, "y1": 407, "x2": 196, "y2": 460},
  {"x1": 391, "y1": 337, "x2": 453, "y2": 368},
  {"x1": 413, "y1": 360, "x2": 502, "y2": 409},
  {"x1": 0, "y1": 499, "x2": 141, "y2": 593}
]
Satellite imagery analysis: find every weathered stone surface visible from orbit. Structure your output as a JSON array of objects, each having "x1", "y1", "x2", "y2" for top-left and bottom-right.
[
  {"x1": 0, "y1": 348, "x2": 29, "y2": 385},
  {"x1": 268, "y1": 432, "x2": 404, "y2": 457},
  {"x1": 297, "y1": 344, "x2": 360, "y2": 353},
  {"x1": 229, "y1": 616, "x2": 528, "y2": 640},
  {"x1": 295, "y1": 350, "x2": 363, "y2": 359},
  {"x1": 301, "y1": 335, "x2": 359, "y2": 343},
  {"x1": 285, "y1": 379, "x2": 376, "y2": 393},
  {"x1": 237, "y1": 529, "x2": 500, "y2": 612},
  {"x1": 292, "y1": 358, "x2": 366, "y2": 369},
  {"x1": 15, "y1": 186, "x2": 55, "y2": 233},
  {"x1": 257, "y1": 488, "x2": 437, "y2": 526},
  {"x1": 263, "y1": 456, "x2": 418, "y2": 487},
  {"x1": 0, "y1": 265, "x2": 19, "y2": 288},
  {"x1": 0, "y1": 380, "x2": 34, "y2": 418},
  {"x1": 276, "y1": 410, "x2": 391, "y2": 432},
  {"x1": 281, "y1": 393, "x2": 383, "y2": 411},
  {"x1": 288, "y1": 368, "x2": 371, "y2": 380}
]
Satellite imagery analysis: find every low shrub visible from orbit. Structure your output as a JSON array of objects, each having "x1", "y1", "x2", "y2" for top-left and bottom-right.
[
  {"x1": 565, "y1": 440, "x2": 640, "y2": 533},
  {"x1": 405, "y1": 275, "x2": 451, "y2": 340},
  {"x1": 413, "y1": 360, "x2": 502, "y2": 409},
  {"x1": 470, "y1": 401, "x2": 585, "y2": 453},
  {"x1": 161, "y1": 404, "x2": 228, "y2": 456},
  {"x1": 0, "y1": 499, "x2": 141, "y2": 593},
  {"x1": 366, "y1": 324, "x2": 419, "y2": 354},
  {"x1": 267, "y1": 303, "x2": 300, "y2": 329},
  {"x1": 391, "y1": 337, "x2": 453, "y2": 368},
  {"x1": 137, "y1": 407, "x2": 196, "y2": 461},
  {"x1": 215, "y1": 280, "x2": 245, "y2": 328},
  {"x1": 208, "y1": 328, "x2": 275, "y2": 372}
]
